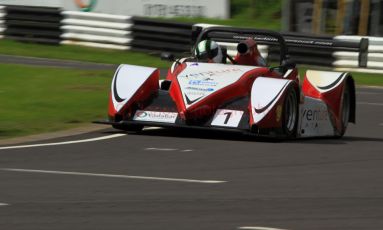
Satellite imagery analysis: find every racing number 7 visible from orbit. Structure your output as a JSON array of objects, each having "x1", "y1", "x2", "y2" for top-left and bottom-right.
[{"x1": 223, "y1": 112, "x2": 232, "y2": 124}]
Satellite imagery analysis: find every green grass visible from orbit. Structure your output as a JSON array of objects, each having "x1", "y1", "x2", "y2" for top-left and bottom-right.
[
  {"x1": 350, "y1": 72, "x2": 383, "y2": 86},
  {"x1": 0, "y1": 39, "x2": 169, "y2": 68},
  {"x1": 0, "y1": 63, "x2": 113, "y2": 139}
]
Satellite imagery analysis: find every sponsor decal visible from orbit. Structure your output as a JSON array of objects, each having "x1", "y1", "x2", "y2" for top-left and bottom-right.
[
  {"x1": 302, "y1": 108, "x2": 328, "y2": 121},
  {"x1": 188, "y1": 80, "x2": 218, "y2": 86},
  {"x1": 298, "y1": 97, "x2": 334, "y2": 137},
  {"x1": 179, "y1": 68, "x2": 244, "y2": 79},
  {"x1": 301, "y1": 107, "x2": 329, "y2": 130},
  {"x1": 276, "y1": 105, "x2": 282, "y2": 122},
  {"x1": 143, "y1": 4, "x2": 205, "y2": 17},
  {"x1": 135, "y1": 111, "x2": 148, "y2": 118},
  {"x1": 133, "y1": 111, "x2": 178, "y2": 123},
  {"x1": 75, "y1": 0, "x2": 97, "y2": 12},
  {"x1": 185, "y1": 91, "x2": 205, "y2": 96},
  {"x1": 185, "y1": 87, "x2": 214, "y2": 92}
]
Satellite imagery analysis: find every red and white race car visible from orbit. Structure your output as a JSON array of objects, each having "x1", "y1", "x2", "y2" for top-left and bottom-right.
[{"x1": 97, "y1": 27, "x2": 355, "y2": 139}]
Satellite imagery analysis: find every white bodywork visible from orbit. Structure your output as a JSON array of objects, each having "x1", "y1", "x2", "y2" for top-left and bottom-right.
[
  {"x1": 306, "y1": 70, "x2": 347, "y2": 93},
  {"x1": 250, "y1": 77, "x2": 292, "y2": 124},
  {"x1": 111, "y1": 64, "x2": 157, "y2": 112},
  {"x1": 177, "y1": 62, "x2": 256, "y2": 108},
  {"x1": 297, "y1": 96, "x2": 335, "y2": 137}
]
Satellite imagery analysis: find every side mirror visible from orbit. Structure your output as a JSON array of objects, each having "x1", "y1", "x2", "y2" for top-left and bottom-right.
[{"x1": 161, "y1": 52, "x2": 175, "y2": 61}]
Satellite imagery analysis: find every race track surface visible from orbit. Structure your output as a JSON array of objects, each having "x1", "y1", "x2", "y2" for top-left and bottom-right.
[{"x1": 0, "y1": 86, "x2": 382, "y2": 229}]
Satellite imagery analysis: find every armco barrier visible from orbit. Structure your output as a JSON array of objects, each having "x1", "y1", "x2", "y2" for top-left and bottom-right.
[
  {"x1": 60, "y1": 11, "x2": 132, "y2": 50},
  {"x1": 4, "y1": 5, "x2": 62, "y2": 44},
  {"x1": 0, "y1": 5, "x2": 5, "y2": 39},
  {"x1": 335, "y1": 35, "x2": 383, "y2": 70},
  {"x1": 130, "y1": 17, "x2": 193, "y2": 54}
]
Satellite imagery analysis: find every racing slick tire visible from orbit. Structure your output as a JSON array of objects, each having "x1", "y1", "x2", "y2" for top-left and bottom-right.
[
  {"x1": 281, "y1": 86, "x2": 299, "y2": 138},
  {"x1": 112, "y1": 124, "x2": 144, "y2": 134},
  {"x1": 338, "y1": 83, "x2": 351, "y2": 137}
]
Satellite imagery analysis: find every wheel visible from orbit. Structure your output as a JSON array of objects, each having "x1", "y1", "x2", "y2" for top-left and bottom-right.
[
  {"x1": 282, "y1": 87, "x2": 298, "y2": 138},
  {"x1": 339, "y1": 83, "x2": 351, "y2": 137},
  {"x1": 112, "y1": 124, "x2": 144, "y2": 134}
]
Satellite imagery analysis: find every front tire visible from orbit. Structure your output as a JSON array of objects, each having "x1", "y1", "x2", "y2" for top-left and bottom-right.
[
  {"x1": 282, "y1": 87, "x2": 299, "y2": 138},
  {"x1": 339, "y1": 83, "x2": 351, "y2": 137}
]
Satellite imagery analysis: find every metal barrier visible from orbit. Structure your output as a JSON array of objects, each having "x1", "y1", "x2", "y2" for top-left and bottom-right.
[
  {"x1": 61, "y1": 11, "x2": 132, "y2": 50},
  {"x1": 3, "y1": 5, "x2": 62, "y2": 44},
  {"x1": 130, "y1": 17, "x2": 193, "y2": 54},
  {"x1": 0, "y1": 5, "x2": 5, "y2": 39}
]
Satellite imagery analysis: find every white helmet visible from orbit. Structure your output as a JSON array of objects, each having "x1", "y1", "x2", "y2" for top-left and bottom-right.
[{"x1": 194, "y1": 40, "x2": 223, "y2": 63}]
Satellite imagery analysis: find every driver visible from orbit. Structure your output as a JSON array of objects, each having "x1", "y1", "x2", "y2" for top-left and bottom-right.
[{"x1": 194, "y1": 40, "x2": 224, "y2": 63}]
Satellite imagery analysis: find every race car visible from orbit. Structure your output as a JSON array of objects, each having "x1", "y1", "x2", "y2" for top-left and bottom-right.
[{"x1": 96, "y1": 27, "x2": 356, "y2": 139}]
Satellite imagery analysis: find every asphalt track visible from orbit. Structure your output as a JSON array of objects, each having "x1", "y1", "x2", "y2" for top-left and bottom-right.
[{"x1": 1, "y1": 56, "x2": 383, "y2": 230}]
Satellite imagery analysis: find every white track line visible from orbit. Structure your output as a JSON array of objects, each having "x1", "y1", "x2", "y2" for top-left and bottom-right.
[
  {"x1": 357, "y1": 102, "x2": 383, "y2": 106},
  {"x1": 145, "y1": 147, "x2": 178, "y2": 151},
  {"x1": 238, "y1": 227, "x2": 288, "y2": 230},
  {"x1": 0, "y1": 168, "x2": 227, "y2": 184},
  {"x1": 144, "y1": 147, "x2": 194, "y2": 152},
  {"x1": 0, "y1": 203, "x2": 9, "y2": 206},
  {"x1": 181, "y1": 149, "x2": 193, "y2": 152},
  {"x1": 0, "y1": 134, "x2": 126, "y2": 150}
]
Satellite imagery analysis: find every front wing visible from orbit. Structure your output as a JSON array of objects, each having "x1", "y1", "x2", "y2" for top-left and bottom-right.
[{"x1": 97, "y1": 90, "x2": 264, "y2": 136}]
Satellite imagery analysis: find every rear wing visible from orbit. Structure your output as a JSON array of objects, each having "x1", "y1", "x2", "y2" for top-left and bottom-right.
[
  {"x1": 192, "y1": 26, "x2": 369, "y2": 67},
  {"x1": 193, "y1": 26, "x2": 288, "y2": 65}
]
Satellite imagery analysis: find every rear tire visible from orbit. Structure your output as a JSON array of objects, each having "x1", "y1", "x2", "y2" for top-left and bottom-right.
[
  {"x1": 282, "y1": 87, "x2": 298, "y2": 138},
  {"x1": 112, "y1": 124, "x2": 144, "y2": 134}
]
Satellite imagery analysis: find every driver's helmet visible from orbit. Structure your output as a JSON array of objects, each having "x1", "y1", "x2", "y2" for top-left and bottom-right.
[{"x1": 194, "y1": 40, "x2": 223, "y2": 63}]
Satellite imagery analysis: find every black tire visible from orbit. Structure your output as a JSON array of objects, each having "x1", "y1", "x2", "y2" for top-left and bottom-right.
[
  {"x1": 112, "y1": 124, "x2": 144, "y2": 134},
  {"x1": 338, "y1": 83, "x2": 351, "y2": 137},
  {"x1": 282, "y1": 87, "x2": 299, "y2": 138}
]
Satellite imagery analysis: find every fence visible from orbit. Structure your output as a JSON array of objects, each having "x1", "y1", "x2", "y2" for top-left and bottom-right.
[{"x1": 0, "y1": 5, "x2": 382, "y2": 74}]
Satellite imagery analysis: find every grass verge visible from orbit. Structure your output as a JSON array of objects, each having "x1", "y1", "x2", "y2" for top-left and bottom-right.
[
  {"x1": 0, "y1": 39, "x2": 169, "y2": 68},
  {"x1": 0, "y1": 63, "x2": 113, "y2": 139}
]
